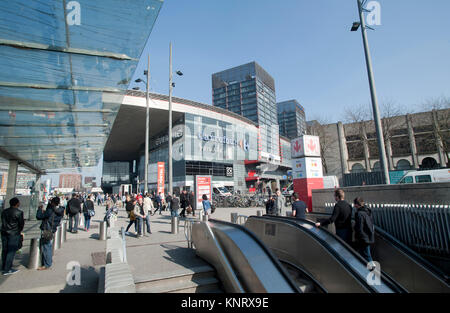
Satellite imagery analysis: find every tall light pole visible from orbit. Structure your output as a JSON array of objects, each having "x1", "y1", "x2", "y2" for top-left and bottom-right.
[
  {"x1": 352, "y1": 0, "x2": 390, "y2": 184},
  {"x1": 168, "y1": 42, "x2": 183, "y2": 196},
  {"x1": 134, "y1": 54, "x2": 151, "y2": 193}
]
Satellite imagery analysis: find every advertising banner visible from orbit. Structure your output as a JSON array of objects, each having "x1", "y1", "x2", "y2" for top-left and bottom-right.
[
  {"x1": 157, "y1": 162, "x2": 165, "y2": 197},
  {"x1": 292, "y1": 157, "x2": 323, "y2": 179},
  {"x1": 195, "y1": 175, "x2": 212, "y2": 211},
  {"x1": 291, "y1": 135, "x2": 321, "y2": 158}
]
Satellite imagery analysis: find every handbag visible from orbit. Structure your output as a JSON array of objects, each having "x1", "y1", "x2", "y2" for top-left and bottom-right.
[
  {"x1": 88, "y1": 209, "x2": 95, "y2": 217},
  {"x1": 41, "y1": 213, "x2": 55, "y2": 244}
]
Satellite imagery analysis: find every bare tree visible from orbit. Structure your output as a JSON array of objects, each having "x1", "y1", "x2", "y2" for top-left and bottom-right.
[{"x1": 307, "y1": 116, "x2": 332, "y2": 174}]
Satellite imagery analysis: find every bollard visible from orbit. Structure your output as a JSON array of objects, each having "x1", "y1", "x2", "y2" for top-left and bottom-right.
[
  {"x1": 198, "y1": 210, "x2": 204, "y2": 221},
  {"x1": 99, "y1": 221, "x2": 107, "y2": 240},
  {"x1": 202, "y1": 214, "x2": 208, "y2": 222},
  {"x1": 28, "y1": 238, "x2": 41, "y2": 269},
  {"x1": 61, "y1": 220, "x2": 67, "y2": 244},
  {"x1": 231, "y1": 213, "x2": 238, "y2": 224},
  {"x1": 171, "y1": 216, "x2": 179, "y2": 234},
  {"x1": 52, "y1": 226, "x2": 61, "y2": 252},
  {"x1": 257, "y1": 210, "x2": 263, "y2": 217}
]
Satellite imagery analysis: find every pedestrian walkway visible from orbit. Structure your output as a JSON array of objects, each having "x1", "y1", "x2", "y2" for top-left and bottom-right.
[{"x1": 0, "y1": 204, "x2": 264, "y2": 292}]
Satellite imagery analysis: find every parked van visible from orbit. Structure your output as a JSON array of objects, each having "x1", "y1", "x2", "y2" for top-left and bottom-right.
[
  {"x1": 398, "y1": 169, "x2": 450, "y2": 184},
  {"x1": 213, "y1": 184, "x2": 232, "y2": 196}
]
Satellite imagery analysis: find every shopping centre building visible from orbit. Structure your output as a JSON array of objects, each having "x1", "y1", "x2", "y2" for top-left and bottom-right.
[{"x1": 102, "y1": 91, "x2": 293, "y2": 194}]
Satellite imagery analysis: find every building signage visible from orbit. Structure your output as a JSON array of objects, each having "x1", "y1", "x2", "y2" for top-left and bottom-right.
[
  {"x1": 197, "y1": 133, "x2": 249, "y2": 151},
  {"x1": 154, "y1": 126, "x2": 184, "y2": 147},
  {"x1": 195, "y1": 175, "x2": 212, "y2": 211},
  {"x1": 226, "y1": 166, "x2": 233, "y2": 177},
  {"x1": 157, "y1": 162, "x2": 165, "y2": 197},
  {"x1": 292, "y1": 157, "x2": 323, "y2": 179},
  {"x1": 291, "y1": 135, "x2": 321, "y2": 158}
]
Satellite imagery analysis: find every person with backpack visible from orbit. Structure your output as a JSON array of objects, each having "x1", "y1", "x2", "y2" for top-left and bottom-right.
[
  {"x1": 315, "y1": 189, "x2": 353, "y2": 245},
  {"x1": 82, "y1": 195, "x2": 95, "y2": 232},
  {"x1": 1, "y1": 197, "x2": 24, "y2": 275},
  {"x1": 67, "y1": 193, "x2": 81, "y2": 233},
  {"x1": 353, "y1": 197, "x2": 375, "y2": 263},
  {"x1": 36, "y1": 197, "x2": 64, "y2": 270},
  {"x1": 125, "y1": 197, "x2": 137, "y2": 235}
]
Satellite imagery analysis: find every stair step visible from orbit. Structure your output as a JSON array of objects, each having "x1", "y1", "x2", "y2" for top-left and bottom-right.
[{"x1": 137, "y1": 276, "x2": 221, "y2": 293}]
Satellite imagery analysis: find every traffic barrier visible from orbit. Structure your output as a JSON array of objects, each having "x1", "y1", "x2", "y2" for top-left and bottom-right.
[
  {"x1": 171, "y1": 216, "x2": 179, "y2": 234},
  {"x1": 27, "y1": 238, "x2": 41, "y2": 269},
  {"x1": 52, "y1": 226, "x2": 61, "y2": 252},
  {"x1": 99, "y1": 221, "x2": 107, "y2": 240}
]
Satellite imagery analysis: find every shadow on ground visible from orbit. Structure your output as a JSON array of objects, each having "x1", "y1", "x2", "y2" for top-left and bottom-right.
[{"x1": 59, "y1": 266, "x2": 99, "y2": 293}]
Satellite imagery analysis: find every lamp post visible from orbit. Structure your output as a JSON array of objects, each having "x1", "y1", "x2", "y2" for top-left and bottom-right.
[
  {"x1": 351, "y1": 0, "x2": 390, "y2": 184},
  {"x1": 134, "y1": 54, "x2": 151, "y2": 193},
  {"x1": 168, "y1": 42, "x2": 183, "y2": 196}
]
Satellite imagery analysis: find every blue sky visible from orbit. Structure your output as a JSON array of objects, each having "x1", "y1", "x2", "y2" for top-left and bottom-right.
[{"x1": 130, "y1": 0, "x2": 450, "y2": 123}]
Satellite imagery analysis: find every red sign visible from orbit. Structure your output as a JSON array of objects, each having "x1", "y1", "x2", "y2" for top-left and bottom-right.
[
  {"x1": 195, "y1": 176, "x2": 212, "y2": 210},
  {"x1": 157, "y1": 162, "x2": 165, "y2": 197}
]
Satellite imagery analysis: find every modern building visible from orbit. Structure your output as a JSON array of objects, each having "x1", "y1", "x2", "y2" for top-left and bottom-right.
[
  {"x1": 102, "y1": 91, "x2": 293, "y2": 195},
  {"x1": 308, "y1": 109, "x2": 450, "y2": 183},
  {"x1": 212, "y1": 62, "x2": 280, "y2": 159},
  {"x1": 277, "y1": 100, "x2": 307, "y2": 139},
  {"x1": 59, "y1": 174, "x2": 82, "y2": 190}
]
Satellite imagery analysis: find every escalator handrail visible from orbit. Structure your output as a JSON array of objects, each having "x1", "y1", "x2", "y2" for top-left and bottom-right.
[
  {"x1": 375, "y1": 225, "x2": 450, "y2": 284},
  {"x1": 278, "y1": 259, "x2": 327, "y2": 293},
  {"x1": 208, "y1": 218, "x2": 301, "y2": 293},
  {"x1": 253, "y1": 215, "x2": 407, "y2": 293}
]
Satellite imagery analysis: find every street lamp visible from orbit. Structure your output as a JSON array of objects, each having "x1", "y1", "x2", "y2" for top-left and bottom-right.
[
  {"x1": 134, "y1": 54, "x2": 151, "y2": 193},
  {"x1": 351, "y1": 0, "x2": 390, "y2": 184},
  {"x1": 168, "y1": 42, "x2": 183, "y2": 196}
]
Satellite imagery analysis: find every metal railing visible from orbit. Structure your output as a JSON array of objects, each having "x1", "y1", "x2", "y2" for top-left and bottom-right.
[
  {"x1": 121, "y1": 226, "x2": 127, "y2": 263},
  {"x1": 184, "y1": 217, "x2": 196, "y2": 249},
  {"x1": 324, "y1": 202, "x2": 450, "y2": 257}
]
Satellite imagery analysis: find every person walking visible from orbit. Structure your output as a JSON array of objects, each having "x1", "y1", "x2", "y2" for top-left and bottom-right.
[
  {"x1": 170, "y1": 194, "x2": 180, "y2": 217},
  {"x1": 315, "y1": 189, "x2": 353, "y2": 245},
  {"x1": 179, "y1": 190, "x2": 188, "y2": 218},
  {"x1": 1, "y1": 197, "x2": 24, "y2": 275},
  {"x1": 202, "y1": 194, "x2": 212, "y2": 216},
  {"x1": 142, "y1": 194, "x2": 153, "y2": 235},
  {"x1": 188, "y1": 191, "x2": 196, "y2": 216},
  {"x1": 274, "y1": 189, "x2": 285, "y2": 216},
  {"x1": 291, "y1": 193, "x2": 307, "y2": 220},
  {"x1": 133, "y1": 196, "x2": 145, "y2": 237},
  {"x1": 265, "y1": 196, "x2": 275, "y2": 215},
  {"x1": 165, "y1": 193, "x2": 172, "y2": 213},
  {"x1": 154, "y1": 192, "x2": 163, "y2": 215},
  {"x1": 82, "y1": 195, "x2": 95, "y2": 232},
  {"x1": 36, "y1": 197, "x2": 64, "y2": 271},
  {"x1": 67, "y1": 193, "x2": 81, "y2": 233},
  {"x1": 353, "y1": 197, "x2": 375, "y2": 263},
  {"x1": 125, "y1": 197, "x2": 137, "y2": 235}
]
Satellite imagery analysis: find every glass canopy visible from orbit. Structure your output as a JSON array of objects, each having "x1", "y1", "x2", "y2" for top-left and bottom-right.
[{"x1": 0, "y1": 0, "x2": 164, "y2": 171}]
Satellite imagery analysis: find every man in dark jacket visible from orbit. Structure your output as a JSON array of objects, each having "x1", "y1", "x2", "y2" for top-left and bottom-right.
[
  {"x1": 1, "y1": 198, "x2": 24, "y2": 275},
  {"x1": 179, "y1": 190, "x2": 188, "y2": 218},
  {"x1": 291, "y1": 193, "x2": 307, "y2": 220},
  {"x1": 265, "y1": 196, "x2": 275, "y2": 215},
  {"x1": 315, "y1": 189, "x2": 353, "y2": 245},
  {"x1": 36, "y1": 197, "x2": 64, "y2": 270},
  {"x1": 188, "y1": 191, "x2": 196, "y2": 216},
  {"x1": 67, "y1": 193, "x2": 81, "y2": 233},
  {"x1": 353, "y1": 197, "x2": 375, "y2": 262},
  {"x1": 170, "y1": 194, "x2": 180, "y2": 217}
]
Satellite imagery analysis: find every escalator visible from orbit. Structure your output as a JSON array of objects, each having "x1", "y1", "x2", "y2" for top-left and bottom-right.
[
  {"x1": 245, "y1": 216, "x2": 404, "y2": 293},
  {"x1": 191, "y1": 219, "x2": 311, "y2": 293},
  {"x1": 307, "y1": 212, "x2": 450, "y2": 293}
]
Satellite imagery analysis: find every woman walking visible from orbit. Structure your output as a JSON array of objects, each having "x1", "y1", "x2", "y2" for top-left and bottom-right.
[
  {"x1": 125, "y1": 197, "x2": 137, "y2": 235},
  {"x1": 83, "y1": 195, "x2": 95, "y2": 232}
]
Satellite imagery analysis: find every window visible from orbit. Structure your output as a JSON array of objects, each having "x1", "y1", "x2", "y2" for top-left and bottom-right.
[
  {"x1": 400, "y1": 176, "x2": 413, "y2": 184},
  {"x1": 415, "y1": 175, "x2": 431, "y2": 183}
]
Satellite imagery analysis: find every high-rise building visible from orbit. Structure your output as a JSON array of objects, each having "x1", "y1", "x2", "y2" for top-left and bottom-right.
[
  {"x1": 277, "y1": 100, "x2": 307, "y2": 139},
  {"x1": 212, "y1": 62, "x2": 279, "y2": 156}
]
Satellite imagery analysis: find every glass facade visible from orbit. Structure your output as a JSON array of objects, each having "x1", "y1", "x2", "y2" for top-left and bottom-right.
[
  {"x1": 0, "y1": 0, "x2": 164, "y2": 170},
  {"x1": 277, "y1": 100, "x2": 307, "y2": 139}
]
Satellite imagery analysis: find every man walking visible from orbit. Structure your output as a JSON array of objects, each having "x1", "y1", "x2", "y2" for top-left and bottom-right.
[
  {"x1": 188, "y1": 191, "x2": 195, "y2": 216},
  {"x1": 165, "y1": 193, "x2": 172, "y2": 213},
  {"x1": 179, "y1": 190, "x2": 188, "y2": 218},
  {"x1": 274, "y1": 189, "x2": 285, "y2": 216},
  {"x1": 67, "y1": 193, "x2": 82, "y2": 233},
  {"x1": 353, "y1": 197, "x2": 375, "y2": 263},
  {"x1": 1, "y1": 198, "x2": 24, "y2": 275},
  {"x1": 291, "y1": 193, "x2": 307, "y2": 220}
]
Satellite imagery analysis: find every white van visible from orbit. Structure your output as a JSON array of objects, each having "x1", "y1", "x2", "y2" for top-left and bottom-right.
[
  {"x1": 213, "y1": 184, "x2": 232, "y2": 196},
  {"x1": 398, "y1": 169, "x2": 450, "y2": 184}
]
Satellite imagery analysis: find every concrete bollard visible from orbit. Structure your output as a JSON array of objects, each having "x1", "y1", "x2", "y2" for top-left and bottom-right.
[
  {"x1": 99, "y1": 221, "x2": 107, "y2": 240},
  {"x1": 28, "y1": 238, "x2": 41, "y2": 269},
  {"x1": 171, "y1": 217, "x2": 179, "y2": 234},
  {"x1": 202, "y1": 214, "x2": 208, "y2": 222},
  {"x1": 257, "y1": 210, "x2": 263, "y2": 217},
  {"x1": 52, "y1": 226, "x2": 61, "y2": 252},
  {"x1": 198, "y1": 210, "x2": 204, "y2": 221},
  {"x1": 230, "y1": 213, "x2": 238, "y2": 224},
  {"x1": 61, "y1": 220, "x2": 67, "y2": 243}
]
